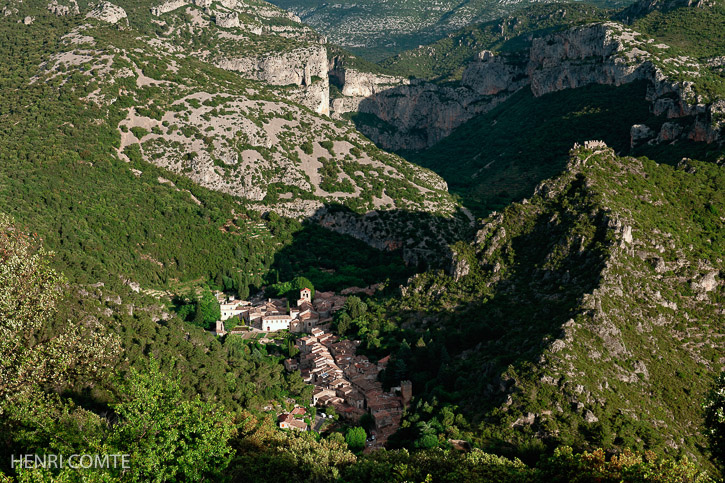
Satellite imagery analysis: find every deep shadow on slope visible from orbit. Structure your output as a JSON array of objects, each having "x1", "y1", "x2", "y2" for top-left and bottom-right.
[
  {"x1": 267, "y1": 203, "x2": 475, "y2": 290},
  {"x1": 382, "y1": 173, "x2": 611, "y2": 460},
  {"x1": 350, "y1": 80, "x2": 722, "y2": 219},
  {"x1": 402, "y1": 81, "x2": 661, "y2": 216}
]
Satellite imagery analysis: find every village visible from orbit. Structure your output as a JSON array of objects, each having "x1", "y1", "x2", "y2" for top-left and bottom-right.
[{"x1": 212, "y1": 287, "x2": 411, "y2": 450}]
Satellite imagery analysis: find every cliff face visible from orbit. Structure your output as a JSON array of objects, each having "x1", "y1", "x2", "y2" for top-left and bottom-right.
[
  {"x1": 217, "y1": 45, "x2": 327, "y2": 89},
  {"x1": 86, "y1": 1, "x2": 127, "y2": 24},
  {"x1": 461, "y1": 50, "x2": 528, "y2": 96},
  {"x1": 331, "y1": 56, "x2": 522, "y2": 150},
  {"x1": 336, "y1": 81, "x2": 507, "y2": 150},
  {"x1": 149, "y1": 0, "x2": 330, "y2": 115},
  {"x1": 329, "y1": 58, "x2": 411, "y2": 97},
  {"x1": 333, "y1": 22, "x2": 724, "y2": 151},
  {"x1": 218, "y1": 44, "x2": 330, "y2": 115},
  {"x1": 528, "y1": 22, "x2": 724, "y2": 145}
]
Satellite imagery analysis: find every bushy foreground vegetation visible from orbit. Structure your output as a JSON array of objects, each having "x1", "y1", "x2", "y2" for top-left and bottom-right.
[
  {"x1": 0, "y1": 223, "x2": 714, "y2": 481},
  {"x1": 2, "y1": 194, "x2": 721, "y2": 481}
]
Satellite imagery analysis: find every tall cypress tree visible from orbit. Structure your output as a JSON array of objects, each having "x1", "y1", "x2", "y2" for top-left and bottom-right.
[
  {"x1": 192, "y1": 301, "x2": 206, "y2": 328},
  {"x1": 237, "y1": 274, "x2": 249, "y2": 300}
]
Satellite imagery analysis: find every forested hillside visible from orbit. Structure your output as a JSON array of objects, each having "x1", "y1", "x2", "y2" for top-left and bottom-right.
[{"x1": 358, "y1": 144, "x2": 724, "y2": 472}]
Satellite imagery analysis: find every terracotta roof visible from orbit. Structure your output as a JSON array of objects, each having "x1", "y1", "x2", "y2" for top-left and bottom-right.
[
  {"x1": 288, "y1": 419, "x2": 308, "y2": 430},
  {"x1": 263, "y1": 315, "x2": 292, "y2": 320}
]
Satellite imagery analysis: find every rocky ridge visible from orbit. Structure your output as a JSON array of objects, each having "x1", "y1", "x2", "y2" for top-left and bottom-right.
[
  {"x1": 148, "y1": 0, "x2": 330, "y2": 115},
  {"x1": 616, "y1": 0, "x2": 717, "y2": 23},
  {"x1": 266, "y1": 0, "x2": 625, "y2": 60},
  {"x1": 398, "y1": 141, "x2": 724, "y2": 464}
]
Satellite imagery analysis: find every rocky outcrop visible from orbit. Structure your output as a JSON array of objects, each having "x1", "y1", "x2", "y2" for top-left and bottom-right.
[
  {"x1": 47, "y1": 0, "x2": 79, "y2": 16},
  {"x1": 151, "y1": 0, "x2": 210, "y2": 15},
  {"x1": 336, "y1": 77, "x2": 520, "y2": 150},
  {"x1": 692, "y1": 270, "x2": 719, "y2": 294},
  {"x1": 86, "y1": 1, "x2": 126, "y2": 24},
  {"x1": 215, "y1": 11, "x2": 239, "y2": 28},
  {"x1": 217, "y1": 45, "x2": 330, "y2": 115},
  {"x1": 330, "y1": 58, "x2": 410, "y2": 98},
  {"x1": 527, "y1": 23, "x2": 652, "y2": 97},
  {"x1": 151, "y1": 0, "x2": 187, "y2": 15},
  {"x1": 630, "y1": 124, "x2": 656, "y2": 147},
  {"x1": 657, "y1": 121, "x2": 684, "y2": 142},
  {"x1": 447, "y1": 248, "x2": 471, "y2": 281},
  {"x1": 294, "y1": 80, "x2": 329, "y2": 116},
  {"x1": 461, "y1": 50, "x2": 527, "y2": 96},
  {"x1": 331, "y1": 51, "x2": 527, "y2": 149}
]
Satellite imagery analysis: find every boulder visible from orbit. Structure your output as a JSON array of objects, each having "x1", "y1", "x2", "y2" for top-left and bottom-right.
[
  {"x1": 692, "y1": 270, "x2": 718, "y2": 293},
  {"x1": 584, "y1": 410, "x2": 599, "y2": 423},
  {"x1": 215, "y1": 11, "x2": 239, "y2": 28},
  {"x1": 47, "y1": 0, "x2": 80, "y2": 16},
  {"x1": 631, "y1": 124, "x2": 655, "y2": 147},
  {"x1": 86, "y1": 1, "x2": 127, "y2": 24},
  {"x1": 657, "y1": 122, "x2": 684, "y2": 142}
]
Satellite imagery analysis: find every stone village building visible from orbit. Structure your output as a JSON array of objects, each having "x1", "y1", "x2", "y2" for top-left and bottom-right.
[
  {"x1": 286, "y1": 328, "x2": 413, "y2": 446},
  {"x1": 215, "y1": 287, "x2": 340, "y2": 334}
]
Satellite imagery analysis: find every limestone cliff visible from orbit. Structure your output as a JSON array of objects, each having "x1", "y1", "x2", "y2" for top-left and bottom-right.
[
  {"x1": 527, "y1": 22, "x2": 724, "y2": 145},
  {"x1": 333, "y1": 22, "x2": 724, "y2": 151},
  {"x1": 150, "y1": 0, "x2": 330, "y2": 115},
  {"x1": 331, "y1": 53, "x2": 523, "y2": 150},
  {"x1": 218, "y1": 44, "x2": 330, "y2": 115},
  {"x1": 330, "y1": 57, "x2": 411, "y2": 98}
]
